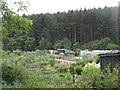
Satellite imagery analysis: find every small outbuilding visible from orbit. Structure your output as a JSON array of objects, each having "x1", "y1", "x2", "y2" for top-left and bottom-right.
[{"x1": 98, "y1": 51, "x2": 120, "y2": 71}]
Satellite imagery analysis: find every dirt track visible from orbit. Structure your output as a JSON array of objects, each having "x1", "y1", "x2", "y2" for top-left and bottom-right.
[{"x1": 55, "y1": 59, "x2": 76, "y2": 65}]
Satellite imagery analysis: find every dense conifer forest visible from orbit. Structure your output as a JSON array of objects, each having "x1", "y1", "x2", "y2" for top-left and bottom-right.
[
  {"x1": 27, "y1": 7, "x2": 118, "y2": 45},
  {"x1": 3, "y1": 6, "x2": 119, "y2": 51}
]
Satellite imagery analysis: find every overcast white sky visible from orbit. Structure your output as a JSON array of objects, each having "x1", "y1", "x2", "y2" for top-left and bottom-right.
[{"x1": 7, "y1": 0, "x2": 120, "y2": 15}]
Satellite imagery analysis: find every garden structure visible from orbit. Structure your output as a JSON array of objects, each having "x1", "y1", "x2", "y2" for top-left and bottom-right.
[{"x1": 98, "y1": 51, "x2": 120, "y2": 71}]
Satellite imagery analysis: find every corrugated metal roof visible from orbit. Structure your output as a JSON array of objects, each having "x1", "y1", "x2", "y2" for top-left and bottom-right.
[{"x1": 98, "y1": 51, "x2": 120, "y2": 57}]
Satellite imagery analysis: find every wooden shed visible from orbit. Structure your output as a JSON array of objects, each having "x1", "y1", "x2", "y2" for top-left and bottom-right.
[{"x1": 98, "y1": 52, "x2": 120, "y2": 71}]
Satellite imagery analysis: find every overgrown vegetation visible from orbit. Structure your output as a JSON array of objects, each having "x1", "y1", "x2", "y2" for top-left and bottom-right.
[
  {"x1": 82, "y1": 38, "x2": 120, "y2": 50},
  {"x1": 2, "y1": 50, "x2": 119, "y2": 88},
  {"x1": 1, "y1": 0, "x2": 119, "y2": 88},
  {"x1": 3, "y1": 36, "x2": 120, "y2": 51}
]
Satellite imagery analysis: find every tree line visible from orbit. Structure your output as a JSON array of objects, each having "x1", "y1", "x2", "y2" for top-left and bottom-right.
[{"x1": 3, "y1": 6, "x2": 119, "y2": 51}]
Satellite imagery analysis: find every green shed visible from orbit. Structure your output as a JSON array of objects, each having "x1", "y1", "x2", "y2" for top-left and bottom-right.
[{"x1": 98, "y1": 52, "x2": 120, "y2": 71}]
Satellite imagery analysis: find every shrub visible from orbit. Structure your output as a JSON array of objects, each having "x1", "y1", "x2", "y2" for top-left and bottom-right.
[
  {"x1": 77, "y1": 62, "x2": 118, "y2": 88},
  {"x1": 49, "y1": 59, "x2": 55, "y2": 66},
  {"x1": 24, "y1": 55, "x2": 35, "y2": 64},
  {"x1": 38, "y1": 38, "x2": 52, "y2": 50},
  {"x1": 49, "y1": 55, "x2": 56, "y2": 59},
  {"x1": 82, "y1": 38, "x2": 112, "y2": 50},
  {"x1": 14, "y1": 49, "x2": 22, "y2": 56},
  {"x1": 78, "y1": 61, "x2": 86, "y2": 67},
  {"x1": 72, "y1": 42, "x2": 81, "y2": 51},
  {"x1": 54, "y1": 38, "x2": 71, "y2": 49},
  {"x1": 106, "y1": 43, "x2": 120, "y2": 50},
  {"x1": 2, "y1": 63, "x2": 29, "y2": 85},
  {"x1": 69, "y1": 65, "x2": 75, "y2": 75},
  {"x1": 96, "y1": 57, "x2": 100, "y2": 64},
  {"x1": 79, "y1": 62, "x2": 101, "y2": 88},
  {"x1": 57, "y1": 65, "x2": 68, "y2": 73},
  {"x1": 99, "y1": 66, "x2": 119, "y2": 88},
  {"x1": 39, "y1": 61, "x2": 48, "y2": 67},
  {"x1": 77, "y1": 60, "x2": 95, "y2": 67},
  {"x1": 74, "y1": 66, "x2": 82, "y2": 75}
]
